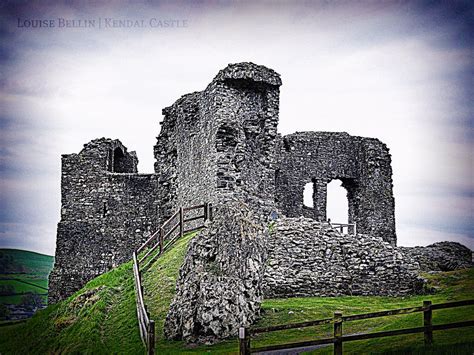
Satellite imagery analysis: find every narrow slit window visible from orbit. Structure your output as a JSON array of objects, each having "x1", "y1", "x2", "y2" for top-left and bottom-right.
[{"x1": 303, "y1": 182, "x2": 314, "y2": 208}]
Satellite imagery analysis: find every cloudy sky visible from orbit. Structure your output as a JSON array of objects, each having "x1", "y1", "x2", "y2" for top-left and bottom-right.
[{"x1": 0, "y1": 1, "x2": 472, "y2": 255}]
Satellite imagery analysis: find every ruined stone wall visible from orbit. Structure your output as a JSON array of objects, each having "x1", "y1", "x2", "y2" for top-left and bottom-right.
[
  {"x1": 154, "y1": 92, "x2": 210, "y2": 220},
  {"x1": 207, "y1": 64, "x2": 281, "y2": 219},
  {"x1": 263, "y1": 217, "x2": 424, "y2": 298},
  {"x1": 276, "y1": 132, "x2": 396, "y2": 245},
  {"x1": 154, "y1": 62, "x2": 281, "y2": 222},
  {"x1": 48, "y1": 138, "x2": 160, "y2": 303},
  {"x1": 160, "y1": 63, "x2": 282, "y2": 342}
]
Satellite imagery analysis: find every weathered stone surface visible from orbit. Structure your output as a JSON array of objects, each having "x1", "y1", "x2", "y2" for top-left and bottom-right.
[
  {"x1": 400, "y1": 242, "x2": 472, "y2": 272},
  {"x1": 48, "y1": 138, "x2": 160, "y2": 303},
  {"x1": 276, "y1": 132, "x2": 397, "y2": 246},
  {"x1": 164, "y1": 200, "x2": 267, "y2": 343},
  {"x1": 155, "y1": 62, "x2": 281, "y2": 221},
  {"x1": 263, "y1": 217, "x2": 424, "y2": 298}
]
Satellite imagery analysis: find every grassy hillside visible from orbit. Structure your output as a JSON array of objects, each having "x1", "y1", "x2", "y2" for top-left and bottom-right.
[
  {"x1": 0, "y1": 249, "x2": 54, "y2": 276},
  {"x1": 0, "y1": 235, "x2": 472, "y2": 354},
  {"x1": 0, "y1": 232, "x2": 198, "y2": 354},
  {"x1": 0, "y1": 249, "x2": 54, "y2": 305}
]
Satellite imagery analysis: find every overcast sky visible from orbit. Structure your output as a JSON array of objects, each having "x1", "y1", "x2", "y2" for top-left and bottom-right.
[{"x1": 0, "y1": 1, "x2": 472, "y2": 255}]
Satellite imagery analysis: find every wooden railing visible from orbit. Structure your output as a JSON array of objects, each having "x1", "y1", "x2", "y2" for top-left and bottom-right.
[
  {"x1": 132, "y1": 253, "x2": 155, "y2": 355},
  {"x1": 132, "y1": 203, "x2": 212, "y2": 355},
  {"x1": 327, "y1": 222, "x2": 356, "y2": 235},
  {"x1": 239, "y1": 299, "x2": 474, "y2": 354}
]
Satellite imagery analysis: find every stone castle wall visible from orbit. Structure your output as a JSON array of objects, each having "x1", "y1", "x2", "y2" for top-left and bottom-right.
[
  {"x1": 400, "y1": 242, "x2": 472, "y2": 272},
  {"x1": 48, "y1": 139, "x2": 160, "y2": 303},
  {"x1": 276, "y1": 132, "x2": 396, "y2": 245},
  {"x1": 157, "y1": 63, "x2": 283, "y2": 341},
  {"x1": 165, "y1": 201, "x2": 267, "y2": 343},
  {"x1": 155, "y1": 62, "x2": 282, "y2": 221},
  {"x1": 263, "y1": 218, "x2": 423, "y2": 298}
]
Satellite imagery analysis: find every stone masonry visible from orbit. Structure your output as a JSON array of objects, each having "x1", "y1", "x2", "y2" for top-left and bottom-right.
[
  {"x1": 154, "y1": 62, "x2": 281, "y2": 221},
  {"x1": 165, "y1": 200, "x2": 267, "y2": 343},
  {"x1": 400, "y1": 242, "x2": 472, "y2": 272},
  {"x1": 276, "y1": 132, "x2": 396, "y2": 245},
  {"x1": 48, "y1": 139, "x2": 160, "y2": 303},
  {"x1": 263, "y1": 217, "x2": 424, "y2": 298}
]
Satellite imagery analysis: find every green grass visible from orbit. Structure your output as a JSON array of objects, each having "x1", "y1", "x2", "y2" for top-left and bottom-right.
[
  {"x1": 0, "y1": 237, "x2": 472, "y2": 354},
  {"x1": 0, "y1": 249, "x2": 54, "y2": 304},
  {"x1": 252, "y1": 268, "x2": 474, "y2": 355},
  {"x1": 0, "y1": 232, "x2": 199, "y2": 354}
]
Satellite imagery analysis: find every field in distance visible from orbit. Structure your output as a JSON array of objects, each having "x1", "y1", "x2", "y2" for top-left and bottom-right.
[{"x1": 0, "y1": 249, "x2": 54, "y2": 306}]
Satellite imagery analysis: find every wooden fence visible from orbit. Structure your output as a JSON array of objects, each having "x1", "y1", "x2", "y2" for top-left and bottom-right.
[
  {"x1": 132, "y1": 203, "x2": 212, "y2": 355},
  {"x1": 328, "y1": 222, "x2": 356, "y2": 235},
  {"x1": 239, "y1": 299, "x2": 474, "y2": 354}
]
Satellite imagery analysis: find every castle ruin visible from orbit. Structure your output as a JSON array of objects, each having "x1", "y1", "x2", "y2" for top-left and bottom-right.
[{"x1": 49, "y1": 62, "x2": 471, "y2": 341}]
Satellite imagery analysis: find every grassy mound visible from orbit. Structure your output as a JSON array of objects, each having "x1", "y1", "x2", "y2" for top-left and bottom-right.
[{"x1": 0, "y1": 235, "x2": 472, "y2": 354}]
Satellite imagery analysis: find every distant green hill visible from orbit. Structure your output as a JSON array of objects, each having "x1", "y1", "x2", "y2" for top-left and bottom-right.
[
  {"x1": 0, "y1": 234, "x2": 472, "y2": 354},
  {"x1": 0, "y1": 249, "x2": 54, "y2": 276},
  {"x1": 0, "y1": 249, "x2": 54, "y2": 305}
]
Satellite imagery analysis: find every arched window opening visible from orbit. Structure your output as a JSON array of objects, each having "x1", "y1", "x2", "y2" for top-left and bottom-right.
[
  {"x1": 303, "y1": 182, "x2": 314, "y2": 208},
  {"x1": 326, "y1": 179, "x2": 348, "y2": 223}
]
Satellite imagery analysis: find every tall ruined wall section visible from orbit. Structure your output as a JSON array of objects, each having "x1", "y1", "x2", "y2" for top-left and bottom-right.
[
  {"x1": 48, "y1": 139, "x2": 160, "y2": 303},
  {"x1": 154, "y1": 62, "x2": 281, "y2": 221},
  {"x1": 160, "y1": 63, "x2": 282, "y2": 342},
  {"x1": 165, "y1": 201, "x2": 267, "y2": 343},
  {"x1": 276, "y1": 132, "x2": 396, "y2": 245},
  {"x1": 208, "y1": 65, "x2": 281, "y2": 218},
  {"x1": 264, "y1": 218, "x2": 423, "y2": 298},
  {"x1": 154, "y1": 92, "x2": 210, "y2": 219}
]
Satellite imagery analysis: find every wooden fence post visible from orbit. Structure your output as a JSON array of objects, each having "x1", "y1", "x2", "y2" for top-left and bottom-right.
[
  {"x1": 423, "y1": 300, "x2": 433, "y2": 346},
  {"x1": 334, "y1": 311, "x2": 343, "y2": 355},
  {"x1": 159, "y1": 227, "x2": 164, "y2": 254},
  {"x1": 239, "y1": 327, "x2": 250, "y2": 355},
  {"x1": 148, "y1": 319, "x2": 155, "y2": 355},
  {"x1": 179, "y1": 207, "x2": 184, "y2": 237}
]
